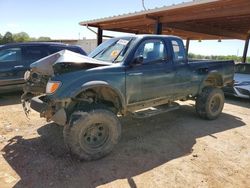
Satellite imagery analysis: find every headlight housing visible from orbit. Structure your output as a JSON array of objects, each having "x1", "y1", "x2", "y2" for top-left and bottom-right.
[{"x1": 46, "y1": 81, "x2": 61, "y2": 94}]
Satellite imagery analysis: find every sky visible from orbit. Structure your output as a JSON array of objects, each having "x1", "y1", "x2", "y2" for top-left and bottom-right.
[{"x1": 0, "y1": 0, "x2": 249, "y2": 56}]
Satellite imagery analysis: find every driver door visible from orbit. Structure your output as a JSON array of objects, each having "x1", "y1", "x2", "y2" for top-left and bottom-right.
[{"x1": 125, "y1": 39, "x2": 175, "y2": 104}]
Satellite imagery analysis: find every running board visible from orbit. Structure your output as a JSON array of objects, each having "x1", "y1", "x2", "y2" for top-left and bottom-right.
[{"x1": 132, "y1": 102, "x2": 180, "y2": 118}]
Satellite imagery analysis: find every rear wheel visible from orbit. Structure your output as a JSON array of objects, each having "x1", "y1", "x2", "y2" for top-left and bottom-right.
[
  {"x1": 63, "y1": 109, "x2": 121, "y2": 160},
  {"x1": 195, "y1": 87, "x2": 224, "y2": 120}
]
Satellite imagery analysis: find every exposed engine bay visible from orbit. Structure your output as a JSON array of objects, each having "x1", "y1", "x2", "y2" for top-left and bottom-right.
[{"x1": 21, "y1": 50, "x2": 111, "y2": 116}]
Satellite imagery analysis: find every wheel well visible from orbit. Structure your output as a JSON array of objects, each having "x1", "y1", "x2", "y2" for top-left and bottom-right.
[
  {"x1": 75, "y1": 86, "x2": 123, "y2": 113},
  {"x1": 203, "y1": 74, "x2": 223, "y2": 87}
]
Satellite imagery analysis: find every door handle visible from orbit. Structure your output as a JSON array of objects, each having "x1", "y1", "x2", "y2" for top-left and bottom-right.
[
  {"x1": 128, "y1": 72, "x2": 143, "y2": 76},
  {"x1": 14, "y1": 65, "x2": 24, "y2": 68}
]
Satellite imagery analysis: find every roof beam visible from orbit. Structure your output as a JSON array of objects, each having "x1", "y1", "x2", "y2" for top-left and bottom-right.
[
  {"x1": 100, "y1": 19, "x2": 155, "y2": 30},
  {"x1": 130, "y1": 26, "x2": 226, "y2": 39},
  {"x1": 167, "y1": 23, "x2": 246, "y2": 39}
]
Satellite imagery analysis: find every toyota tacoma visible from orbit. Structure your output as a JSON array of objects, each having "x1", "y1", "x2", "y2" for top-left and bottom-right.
[{"x1": 22, "y1": 35, "x2": 234, "y2": 160}]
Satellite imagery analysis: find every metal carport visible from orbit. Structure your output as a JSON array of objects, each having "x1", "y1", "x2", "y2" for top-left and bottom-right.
[{"x1": 80, "y1": 0, "x2": 250, "y2": 62}]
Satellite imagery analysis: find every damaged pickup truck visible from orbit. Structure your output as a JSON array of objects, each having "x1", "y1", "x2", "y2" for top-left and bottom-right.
[{"x1": 22, "y1": 35, "x2": 234, "y2": 160}]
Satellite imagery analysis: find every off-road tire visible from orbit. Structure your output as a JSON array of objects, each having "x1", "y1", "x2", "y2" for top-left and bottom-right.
[
  {"x1": 195, "y1": 87, "x2": 224, "y2": 120},
  {"x1": 63, "y1": 109, "x2": 121, "y2": 161}
]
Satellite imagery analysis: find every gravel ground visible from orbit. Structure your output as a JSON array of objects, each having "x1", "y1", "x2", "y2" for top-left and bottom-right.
[{"x1": 0, "y1": 93, "x2": 249, "y2": 188}]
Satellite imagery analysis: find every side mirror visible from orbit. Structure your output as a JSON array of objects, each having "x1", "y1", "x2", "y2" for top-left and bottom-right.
[{"x1": 133, "y1": 56, "x2": 144, "y2": 65}]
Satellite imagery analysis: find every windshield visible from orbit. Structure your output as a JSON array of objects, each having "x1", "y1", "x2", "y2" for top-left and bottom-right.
[
  {"x1": 235, "y1": 64, "x2": 250, "y2": 74},
  {"x1": 89, "y1": 37, "x2": 134, "y2": 63}
]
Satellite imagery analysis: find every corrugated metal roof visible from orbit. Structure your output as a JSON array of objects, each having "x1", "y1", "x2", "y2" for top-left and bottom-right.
[
  {"x1": 79, "y1": 0, "x2": 250, "y2": 40},
  {"x1": 79, "y1": 0, "x2": 218, "y2": 25}
]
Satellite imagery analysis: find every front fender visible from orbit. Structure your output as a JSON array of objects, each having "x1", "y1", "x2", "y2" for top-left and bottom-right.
[{"x1": 73, "y1": 80, "x2": 126, "y2": 110}]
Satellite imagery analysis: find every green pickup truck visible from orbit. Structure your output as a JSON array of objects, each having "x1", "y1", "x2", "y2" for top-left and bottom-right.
[{"x1": 22, "y1": 35, "x2": 234, "y2": 160}]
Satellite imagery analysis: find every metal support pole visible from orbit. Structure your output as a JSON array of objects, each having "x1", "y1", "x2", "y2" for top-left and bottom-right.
[
  {"x1": 242, "y1": 34, "x2": 250, "y2": 63},
  {"x1": 97, "y1": 28, "x2": 103, "y2": 46},
  {"x1": 186, "y1": 38, "x2": 190, "y2": 57},
  {"x1": 155, "y1": 21, "x2": 162, "y2": 35}
]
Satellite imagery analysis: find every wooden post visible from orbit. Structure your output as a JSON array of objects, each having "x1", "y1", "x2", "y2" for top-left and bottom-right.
[
  {"x1": 186, "y1": 38, "x2": 190, "y2": 57},
  {"x1": 155, "y1": 21, "x2": 162, "y2": 35},
  {"x1": 242, "y1": 34, "x2": 250, "y2": 63},
  {"x1": 97, "y1": 28, "x2": 103, "y2": 46}
]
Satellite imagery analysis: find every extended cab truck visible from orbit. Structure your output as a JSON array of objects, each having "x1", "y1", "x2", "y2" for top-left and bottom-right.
[{"x1": 23, "y1": 35, "x2": 234, "y2": 160}]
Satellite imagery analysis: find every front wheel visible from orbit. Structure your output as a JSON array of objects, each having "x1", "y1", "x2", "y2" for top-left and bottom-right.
[
  {"x1": 63, "y1": 109, "x2": 121, "y2": 160},
  {"x1": 195, "y1": 87, "x2": 224, "y2": 120}
]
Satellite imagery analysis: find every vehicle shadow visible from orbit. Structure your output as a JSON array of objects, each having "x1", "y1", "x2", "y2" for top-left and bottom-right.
[
  {"x1": 1, "y1": 105, "x2": 245, "y2": 188},
  {"x1": 0, "y1": 92, "x2": 22, "y2": 106},
  {"x1": 225, "y1": 96, "x2": 250, "y2": 108}
]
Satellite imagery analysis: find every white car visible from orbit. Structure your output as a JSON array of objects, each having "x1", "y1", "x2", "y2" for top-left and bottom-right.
[{"x1": 224, "y1": 64, "x2": 250, "y2": 99}]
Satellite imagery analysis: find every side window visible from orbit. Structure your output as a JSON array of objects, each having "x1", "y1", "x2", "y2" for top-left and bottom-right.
[
  {"x1": 49, "y1": 46, "x2": 65, "y2": 54},
  {"x1": 67, "y1": 47, "x2": 81, "y2": 54},
  {"x1": 68, "y1": 47, "x2": 86, "y2": 55},
  {"x1": 22, "y1": 46, "x2": 48, "y2": 64},
  {"x1": 49, "y1": 46, "x2": 86, "y2": 55},
  {"x1": 135, "y1": 40, "x2": 167, "y2": 64},
  {"x1": 0, "y1": 48, "x2": 21, "y2": 62},
  {"x1": 171, "y1": 40, "x2": 186, "y2": 64}
]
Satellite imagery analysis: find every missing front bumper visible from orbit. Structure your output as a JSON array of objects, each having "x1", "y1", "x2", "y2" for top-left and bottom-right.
[
  {"x1": 30, "y1": 96, "x2": 67, "y2": 125},
  {"x1": 30, "y1": 96, "x2": 48, "y2": 114}
]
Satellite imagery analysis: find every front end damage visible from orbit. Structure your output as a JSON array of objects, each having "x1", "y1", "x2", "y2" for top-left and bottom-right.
[
  {"x1": 29, "y1": 95, "x2": 69, "y2": 125},
  {"x1": 21, "y1": 50, "x2": 111, "y2": 123},
  {"x1": 22, "y1": 76, "x2": 67, "y2": 124},
  {"x1": 21, "y1": 72, "x2": 50, "y2": 116}
]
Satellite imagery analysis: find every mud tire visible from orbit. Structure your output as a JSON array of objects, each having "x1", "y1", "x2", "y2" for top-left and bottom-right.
[
  {"x1": 195, "y1": 87, "x2": 224, "y2": 120},
  {"x1": 63, "y1": 109, "x2": 121, "y2": 161}
]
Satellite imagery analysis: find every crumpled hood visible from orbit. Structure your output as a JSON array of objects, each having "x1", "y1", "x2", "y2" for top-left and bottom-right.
[{"x1": 30, "y1": 50, "x2": 112, "y2": 75}]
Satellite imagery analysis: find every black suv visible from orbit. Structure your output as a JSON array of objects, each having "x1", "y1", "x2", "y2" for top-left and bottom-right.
[{"x1": 0, "y1": 42, "x2": 86, "y2": 93}]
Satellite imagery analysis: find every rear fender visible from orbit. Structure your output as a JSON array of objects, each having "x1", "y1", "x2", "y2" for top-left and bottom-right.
[{"x1": 198, "y1": 72, "x2": 223, "y2": 94}]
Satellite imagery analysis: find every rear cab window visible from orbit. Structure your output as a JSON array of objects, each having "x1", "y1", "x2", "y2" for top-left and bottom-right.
[{"x1": 171, "y1": 39, "x2": 186, "y2": 64}]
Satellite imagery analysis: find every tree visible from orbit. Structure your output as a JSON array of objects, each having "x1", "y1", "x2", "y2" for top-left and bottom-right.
[
  {"x1": 2, "y1": 32, "x2": 14, "y2": 44},
  {"x1": 29, "y1": 37, "x2": 37, "y2": 41},
  {"x1": 37, "y1": 36, "x2": 51, "y2": 41},
  {"x1": 13, "y1": 32, "x2": 30, "y2": 42},
  {"x1": 0, "y1": 31, "x2": 52, "y2": 44}
]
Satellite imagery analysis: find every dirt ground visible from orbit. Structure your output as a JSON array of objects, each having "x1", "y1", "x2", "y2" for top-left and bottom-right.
[{"x1": 0, "y1": 92, "x2": 249, "y2": 188}]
